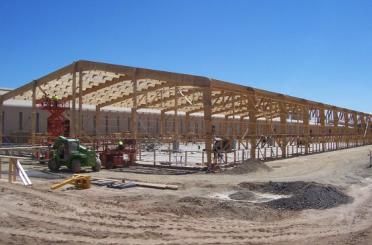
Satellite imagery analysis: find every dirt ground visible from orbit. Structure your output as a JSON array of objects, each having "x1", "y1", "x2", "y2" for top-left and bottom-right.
[{"x1": 1, "y1": 146, "x2": 372, "y2": 244}]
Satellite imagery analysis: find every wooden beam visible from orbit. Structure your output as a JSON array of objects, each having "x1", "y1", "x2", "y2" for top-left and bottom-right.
[
  {"x1": 303, "y1": 105, "x2": 310, "y2": 154},
  {"x1": 320, "y1": 108, "x2": 325, "y2": 151},
  {"x1": 1, "y1": 62, "x2": 74, "y2": 101},
  {"x1": 78, "y1": 70, "x2": 83, "y2": 136},
  {"x1": 161, "y1": 95, "x2": 203, "y2": 113},
  {"x1": 79, "y1": 60, "x2": 211, "y2": 87},
  {"x1": 185, "y1": 112, "x2": 190, "y2": 136},
  {"x1": 131, "y1": 69, "x2": 138, "y2": 139},
  {"x1": 62, "y1": 74, "x2": 129, "y2": 102},
  {"x1": 202, "y1": 88, "x2": 213, "y2": 168},
  {"x1": 97, "y1": 82, "x2": 170, "y2": 109},
  {"x1": 31, "y1": 81, "x2": 37, "y2": 146},
  {"x1": 137, "y1": 88, "x2": 201, "y2": 110},
  {"x1": 95, "y1": 107, "x2": 100, "y2": 135},
  {"x1": 279, "y1": 102, "x2": 287, "y2": 157},
  {"x1": 71, "y1": 63, "x2": 77, "y2": 137},
  {"x1": 248, "y1": 97, "x2": 257, "y2": 159},
  {"x1": 160, "y1": 111, "x2": 165, "y2": 138},
  {"x1": 174, "y1": 87, "x2": 179, "y2": 141}
]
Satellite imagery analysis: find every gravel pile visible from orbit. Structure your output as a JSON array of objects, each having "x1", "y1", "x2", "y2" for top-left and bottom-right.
[{"x1": 236, "y1": 181, "x2": 352, "y2": 210}]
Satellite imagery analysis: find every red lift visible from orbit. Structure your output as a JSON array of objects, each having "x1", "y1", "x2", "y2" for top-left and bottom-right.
[
  {"x1": 36, "y1": 96, "x2": 70, "y2": 138},
  {"x1": 99, "y1": 139, "x2": 137, "y2": 169}
]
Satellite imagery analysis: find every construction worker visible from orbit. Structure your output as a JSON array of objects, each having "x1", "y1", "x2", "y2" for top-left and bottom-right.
[
  {"x1": 117, "y1": 140, "x2": 124, "y2": 150},
  {"x1": 51, "y1": 95, "x2": 59, "y2": 107}
]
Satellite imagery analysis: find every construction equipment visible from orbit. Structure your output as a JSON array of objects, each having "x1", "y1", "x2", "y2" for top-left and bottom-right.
[
  {"x1": 36, "y1": 96, "x2": 70, "y2": 138},
  {"x1": 50, "y1": 174, "x2": 91, "y2": 190},
  {"x1": 99, "y1": 139, "x2": 137, "y2": 169},
  {"x1": 48, "y1": 136, "x2": 101, "y2": 173}
]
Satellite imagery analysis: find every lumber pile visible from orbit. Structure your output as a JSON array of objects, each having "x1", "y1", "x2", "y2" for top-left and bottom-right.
[{"x1": 91, "y1": 177, "x2": 178, "y2": 190}]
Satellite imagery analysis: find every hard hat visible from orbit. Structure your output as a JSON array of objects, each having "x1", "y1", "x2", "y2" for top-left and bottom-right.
[{"x1": 118, "y1": 141, "x2": 123, "y2": 145}]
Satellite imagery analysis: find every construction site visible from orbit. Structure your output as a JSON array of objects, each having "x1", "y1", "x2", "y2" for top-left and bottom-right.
[{"x1": 1, "y1": 60, "x2": 372, "y2": 244}]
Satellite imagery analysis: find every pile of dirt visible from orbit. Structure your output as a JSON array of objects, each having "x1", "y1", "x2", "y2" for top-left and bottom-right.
[
  {"x1": 144, "y1": 195, "x2": 290, "y2": 221},
  {"x1": 220, "y1": 159, "x2": 271, "y2": 175},
  {"x1": 236, "y1": 181, "x2": 352, "y2": 210}
]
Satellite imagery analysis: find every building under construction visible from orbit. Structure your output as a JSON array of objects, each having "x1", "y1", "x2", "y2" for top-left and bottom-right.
[{"x1": 0, "y1": 60, "x2": 371, "y2": 168}]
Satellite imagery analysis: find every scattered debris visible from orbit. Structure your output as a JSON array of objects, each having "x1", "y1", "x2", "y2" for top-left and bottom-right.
[{"x1": 91, "y1": 177, "x2": 178, "y2": 190}]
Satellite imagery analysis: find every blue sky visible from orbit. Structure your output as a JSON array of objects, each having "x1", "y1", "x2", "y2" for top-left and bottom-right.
[{"x1": 0, "y1": 0, "x2": 371, "y2": 112}]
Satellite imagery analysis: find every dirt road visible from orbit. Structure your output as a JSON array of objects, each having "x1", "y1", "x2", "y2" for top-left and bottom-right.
[{"x1": 1, "y1": 146, "x2": 372, "y2": 244}]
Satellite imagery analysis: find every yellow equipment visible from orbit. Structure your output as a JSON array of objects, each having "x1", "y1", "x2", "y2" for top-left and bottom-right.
[{"x1": 51, "y1": 174, "x2": 91, "y2": 190}]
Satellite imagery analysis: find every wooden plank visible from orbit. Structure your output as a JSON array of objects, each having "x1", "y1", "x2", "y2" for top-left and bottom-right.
[{"x1": 134, "y1": 181, "x2": 178, "y2": 190}]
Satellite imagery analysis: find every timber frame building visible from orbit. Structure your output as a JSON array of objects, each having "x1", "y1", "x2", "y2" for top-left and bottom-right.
[{"x1": 0, "y1": 60, "x2": 371, "y2": 167}]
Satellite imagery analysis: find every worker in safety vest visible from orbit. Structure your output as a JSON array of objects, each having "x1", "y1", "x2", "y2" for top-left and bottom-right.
[
  {"x1": 117, "y1": 140, "x2": 124, "y2": 150},
  {"x1": 51, "y1": 95, "x2": 59, "y2": 107}
]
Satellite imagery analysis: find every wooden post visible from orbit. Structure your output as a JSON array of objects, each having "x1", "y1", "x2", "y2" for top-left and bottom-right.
[
  {"x1": 8, "y1": 158, "x2": 12, "y2": 183},
  {"x1": 174, "y1": 86, "x2": 179, "y2": 142},
  {"x1": 31, "y1": 81, "x2": 37, "y2": 146},
  {"x1": 248, "y1": 97, "x2": 257, "y2": 159},
  {"x1": 320, "y1": 108, "x2": 325, "y2": 151},
  {"x1": 95, "y1": 107, "x2": 100, "y2": 136},
  {"x1": 303, "y1": 106, "x2": 309, "y2": 154},
  {"x1": 361, "y1": 114, "x2": 366, "y2": 145},
  {"x1": 353, "y1": 112, "x2": 358, "y2": 146},
  {"x1": 8, "y1": 158, "x2": 16, "y2": 183},
  {"x1": 131, "y1": 70, "x2": 138, "y2": 140},
  {"x1": 71, "y1": 63, "x2": 77, "y2": 137},
  {"x1": 202, "y1": 88, "x2": 213, "y2": 168},
  {"x1": 345, "y1": 111, "x2": 349, "y2": 147},
  {"x1": 185, "y1": 112, "x2": 190, "y2": 138},
  {"x1": 12, "y1": 158, "x2": 16, "y2": 182},
  {"x1": 160, "y1": 111, "x2": 165, "y2": 139},
  {"x1": 78, "y1": 69, "x2": 83, "y2": 136},
  {"x1": 224, "y1": 115, "x2": 229, "y2": 137},
  {"x1": 280, "y1": 103, "x2": 287, "y2": 158},
  {"x1": 333, "y1": 110, "x2": 339, "y2": 149},
  {"x1": 232, "y1": 95, "x2": 236, "y2": 138}
]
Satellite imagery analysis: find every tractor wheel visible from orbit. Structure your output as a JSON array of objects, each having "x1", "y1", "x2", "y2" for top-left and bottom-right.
[
  {"x1": 71, "y1": 159, "x2": 81, "y2": 173},
  {"x1": 92, "y1": 157, "x2": 101, "y2": 172},
  {"x1": 48, "y1": 159, "x2": 60, "y2": 172}
]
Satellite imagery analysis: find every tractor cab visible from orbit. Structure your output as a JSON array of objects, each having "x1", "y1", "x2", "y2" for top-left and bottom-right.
[{"x1": 48, "y1": 136, "x2": 101, "y2": 173}]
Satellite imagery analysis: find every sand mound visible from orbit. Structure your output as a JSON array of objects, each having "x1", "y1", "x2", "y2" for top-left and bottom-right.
[
  {"x1": 236, "y1": 181, "x2": 352, "y2": 210},
  {"x1": 220, "y1": 160, "x2": 271, "y2": 175},
  {"x1": 145, "y1": 195, "x2": 290, "y2": 221}
]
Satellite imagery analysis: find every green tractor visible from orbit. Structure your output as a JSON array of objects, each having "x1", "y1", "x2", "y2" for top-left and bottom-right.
[{"x1": 48, "y1": 136, "x2": 101, "y2": 173}]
